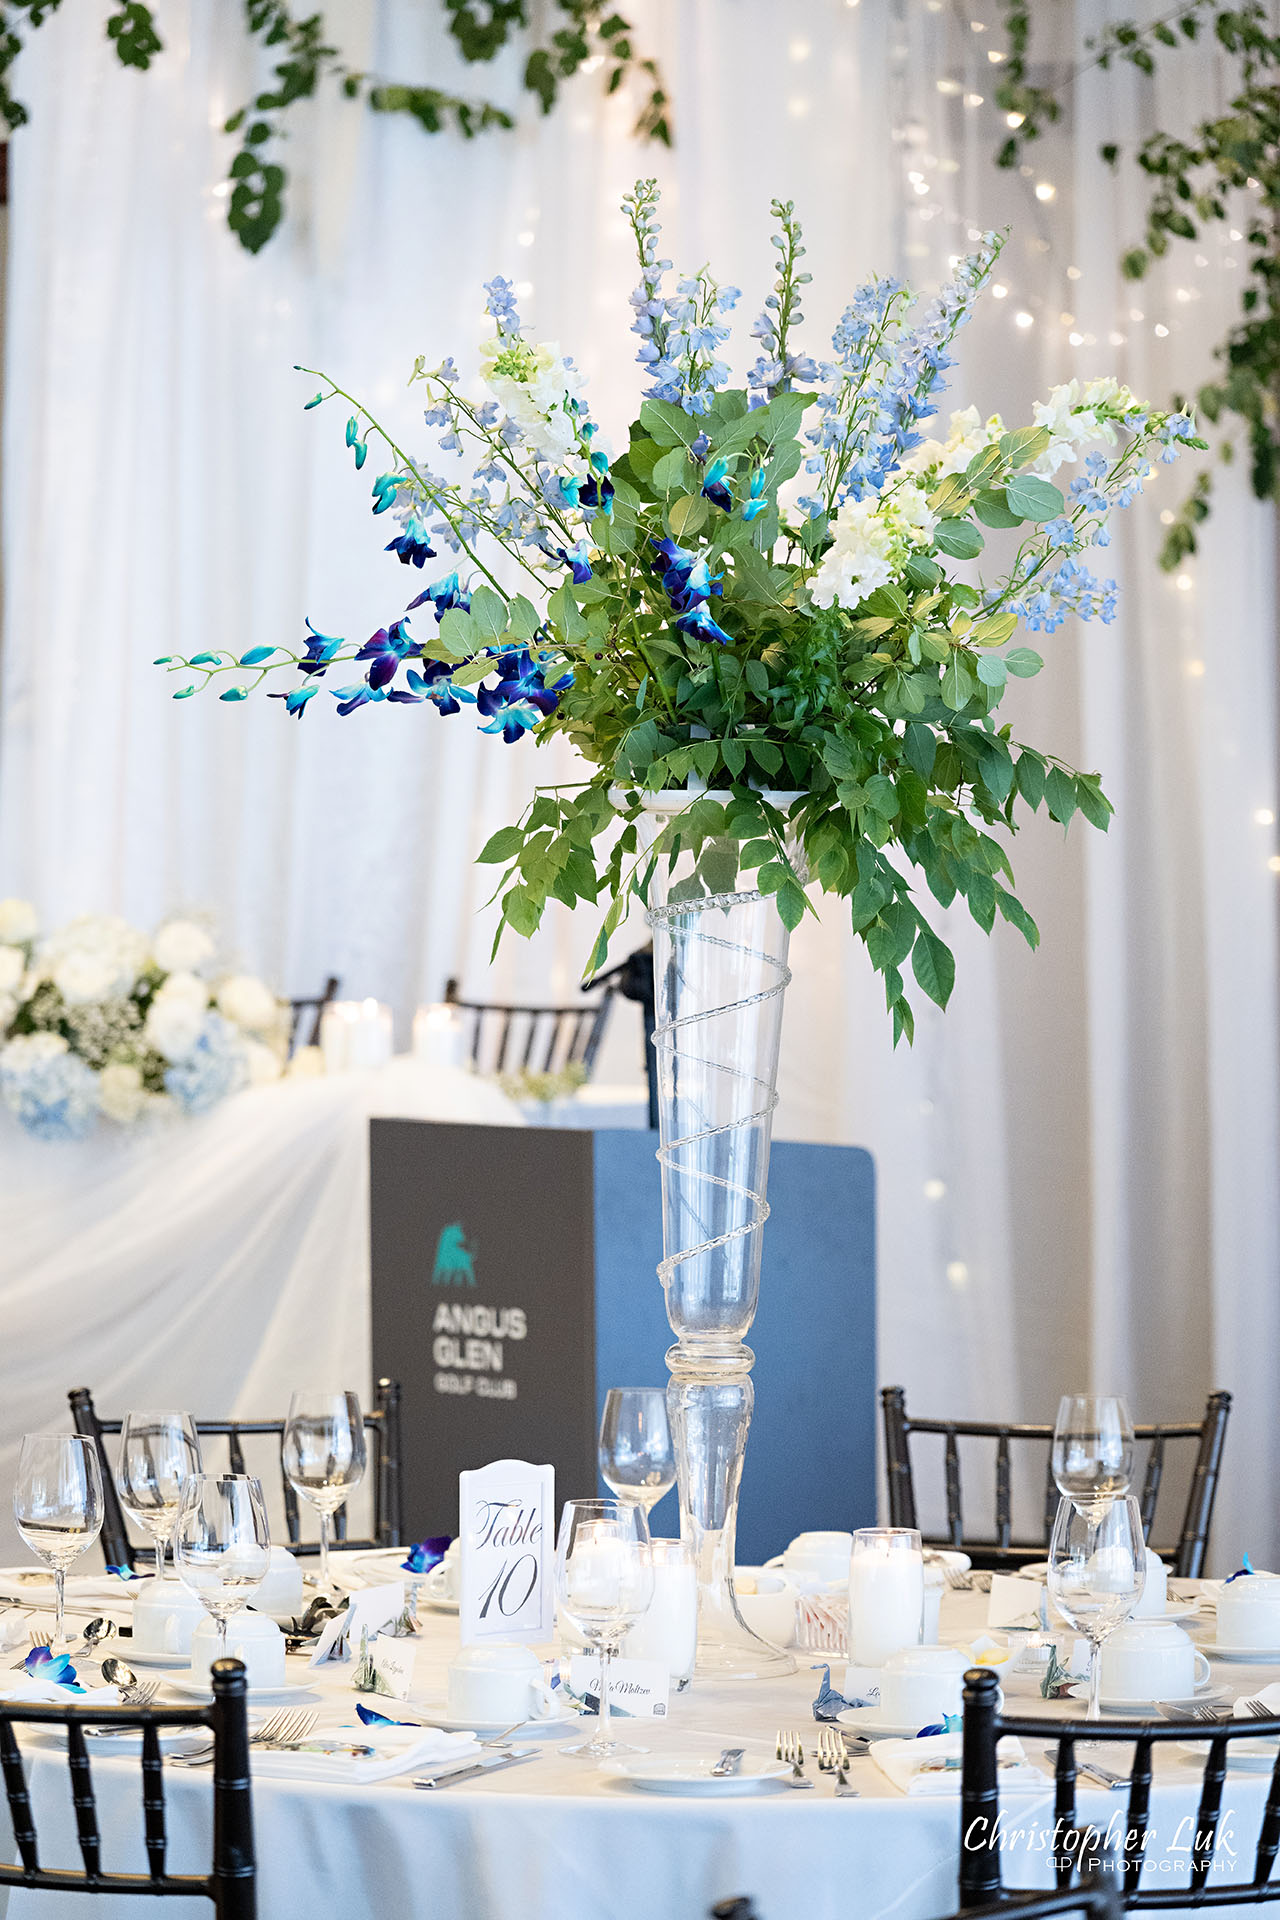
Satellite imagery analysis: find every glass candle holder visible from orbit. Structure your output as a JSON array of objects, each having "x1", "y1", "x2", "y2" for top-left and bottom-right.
[
  {"x1": 847, "y1": 1527, "x2": 924, "y2": 1668},
  {"x1": 413, "y1": 1003, "x2": 466, "y2": 1069},
  {"x1": 621, "y1": 1539, "x2": 697, "y2": 1686}
]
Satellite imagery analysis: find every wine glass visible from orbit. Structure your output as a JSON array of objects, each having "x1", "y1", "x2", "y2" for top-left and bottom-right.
[
  {"x1": 555, "y1": 1497, "x2": 654, "y2": 1761},
  {"x1": 1052, "y1": 1394, "x2": 1135, "y2": 1513},
  {"x1": 1046, "y1": 1493, "x2": 1146, "y2": 1719},
  {"x1": 281, "y1": 1390, "x2": 366, "y2": 1593},
  {"x1": 598, "y1": 1389, "x2": 676, "y2": 1518},
  {"x1": 13, "y1": 1434, "x2": 105, "y2": 1648},
  {"x1": 175, "y1": 1474, "x2": 271, "y2": 1663},
  {"x1": 115, "y1": 1410, "x2": 202, "y2": 1580}
]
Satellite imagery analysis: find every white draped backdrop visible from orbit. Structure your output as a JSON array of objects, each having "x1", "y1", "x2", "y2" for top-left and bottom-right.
[{"x1": 0, "y1": 1, "x2": 1275, "y2": 1564}]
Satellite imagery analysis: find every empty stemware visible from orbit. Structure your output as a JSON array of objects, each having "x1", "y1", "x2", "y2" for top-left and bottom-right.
[
  {"x1": 555, "y1": 1498, "x2": 654, "y2": 1762},
  {"x1": 1051, "y1": 1394, "x2": 1135, "y2": 1513},
  {"x1": 174, "y1": 1474, "x2": 271, "y2": 1666},
  {"x1": 1046, "y1": 1492, "x2": 1146, "y2": 1720},
  {"x1": 281, "y1": 1390, "x2": 366, "y2": 1593},
  {"x1": 116, "y1": 1410, "x2": 202, "y2": 1580},
  {"x1": 598, "y1": 1388, "x2": 676, "y2": 1518},
  {"x1": 13, "y1": 1433, "x2": 105, "y2": 1649}
]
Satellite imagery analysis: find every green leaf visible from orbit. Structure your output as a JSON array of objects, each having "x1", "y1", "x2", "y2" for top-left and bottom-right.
[
  {"x1": 1044, "y1": 766, "x2": 1078, "y2": 825},
  {"x1": 743, "y1": 659, "x2": 770, "y2": 698},
  {"x1": 973, "y1": 488, "x2": 1025, "y2": 530},
  {"x1": 934, "y1": 518, "x2": 985, "y2": 560},
  {"x1": 1074, "y1": 774, "x2": 1113, "y2": 830},
  {"x1": 891, "y1": 997, "x2": 915, "y2": 1048},
  {"x1": 698, "y1": 837, "x2": 740, "y2": 894},
  {"x1": 1005, "y1": 474, "x2": 1065, "y2": 522},
  {"x1": 1015, "y1": 752, "x2": 1046, "y2": 808},
  {"x1": 668, "y1": 493, "x2": 709, "y2": 538},
  {"x1": 776, "y1": 879, "x2": 808, "y2": 931},
  {"x1": 468, "y1": 584, "x2": 508, "y2": 644},
  {"x1": 969, "y1": 611, "x2": 1019, "y2": 647},
  {"x1": 866, "y1": 898, "x2": 917, "y2": 972},
  {"x1": 436, "y1": 606, "x2": 477, "y2": 659},
  {"x1": 904, "y1": 554, "x2": 944, "y2": 590},
  {"x1": 503, "y1": 887, "x2": 543, "y2": 937},
  {"x1": 941, "y1": 653, "x2": 977, "y2": 711},
  {"x1": 478, "y1": 825, "x2": 525, "y2": 864},
  {"x1": 507, "y1": 595, "x2": 541, "y2": 641},
  {"x1": 903, "y1": 722, "x2": 936, "y2": 780},
  {"x1": 976, "y1": 654, "x2": 1007, "y2": 691},
  {"x1": 652, "y1": 447, "x2": 690, "y2": 494},
  {"x1": 911, "y1": 923, "x2": 956, "y2": 1009},
  {"x1": 976, "y1": 736, "x2": 1014, "y2": 802},
  {"x1": 450, "y1": 657, "x2": 492, "y2": 687},
  {"x1": 722, "y1": 739, "x2": 747, "y2": 779},
  {"x1": 995, "y1": 884, "x2": 1040, "y2": 948},
  {"x1": 1004, "y1": 647, "x2": 1044, "y2": 678},
  {"x1": 639, "y1": 398, "x2": 703, "y2": 451},
  {"x1": 998, "y1": 426, "x2": 1052, "y2": 469}
]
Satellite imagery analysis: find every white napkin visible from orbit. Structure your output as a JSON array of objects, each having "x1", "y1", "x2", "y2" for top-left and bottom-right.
[
  {"x1": 871, "y1": 1732, "x2": 1045, "y2": 1797},
  {"x1": 0, "y1": 1676, "x2": 121, "y2": 1707},
  {"x1": 1234, "y1": 1683, "x2": 1280, "y2": 1723},
  {"x1": 0, "y1": 1573, "x2": 143, "y2": 1607},
  {"x1": 248, "y1": 1723, "x2": 480, "y2": 1785}
]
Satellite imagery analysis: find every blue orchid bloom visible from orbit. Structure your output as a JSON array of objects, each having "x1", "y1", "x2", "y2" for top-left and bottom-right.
[
  {"x1": 296, "y1": 619, "x2": 345, "y2": 678},
  {"x1": 742, "y1": 468, "x2": 769, "y2": 522},
  {"x1": 370, "y1": 473, "x2": 400, "y2": 516},
  {"x1": 578, "y1": 472, "x2": 614, "y2": 517},
  {"x1": 701, "y1": 458, "x2": 734, "y2": 514},
  {"x1": 105, "y1": 1564, "x2": 141, "y2": 1581},
  {"x1": 406, "y1": 572, "x2": 471, "y2": 622},
  {"x1": 1226, "y1": 1554, "x2": 1257, "y2": 1583},
  {"x1": 269, "y1": 684, "x2": 321, "y2": 719},
  {"x1": 478, "y1": 700, "x2": 541, "y2": 743},
  {"x1": 556, "y1": 540, "x2": 594, "y2": 585},
  {"x1": 332, "y1": 682, "x2": 388, "y2": 717},
  {"x1": 355, "y1": 1702, "x2": 418, "y2": 1729},
  {"x1": 389, "y1": 660, "x2": 476, "y2": 717},
  {"x1": 476, "y1": 651, "x2": 572, "y2": 731},
  {"x1": 24, "y1": 1647, "x2": 83, "y2": 1692},
  {"x1": 401, "y1": 1536, "x2": 452, "y2": 1574},
  {"x1": 676, "y1": 604, "x2": 734, "y2": 646},
  {"x1": 355, "y1": 619, "x2": 419, "y2": 691},
  {"x1": 385, "y1": 523, "x2": 436, "y2": 568},
  {"x1": 917, "y1": 1714, "x2": 962, "y2": 1738}
]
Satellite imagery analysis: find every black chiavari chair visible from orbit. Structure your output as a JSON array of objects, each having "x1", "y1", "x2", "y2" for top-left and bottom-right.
[
  {"x1": 715, "y1": 1879, "x2": 1123, "y2": 1920},
  {"x1": 585, "y1": 943, "x2": 658, "y2": 1128},
  {"x1": 882, "y1": 1387, "x2": 1231, "y2": 1576},
  {"x1": 961, "y1": 1664, "x2": 1280, "y2": 1909},
  {"x1": 0, "y1": 1657, "x2": 255, "y2": 1915},
  {"x1": 287, "y1": 975, "x2": 340, "y2": 1053},
  {"x1": 69, "y1": 1379, "x2": 403, "y2": 1573},
  {"x1": 443, "y1": 973, "x2": 617, "y2": 1078}
]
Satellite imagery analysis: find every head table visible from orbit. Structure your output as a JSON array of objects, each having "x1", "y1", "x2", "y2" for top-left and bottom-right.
[{"x1": 0, "y1": 1565, "x2": 1274, "y2": 1920}]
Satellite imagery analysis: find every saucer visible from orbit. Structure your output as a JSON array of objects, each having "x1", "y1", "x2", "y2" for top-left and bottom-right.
[
  {"x1": 1068, "y1": 1683, "x2": 1228, "y2": 1715},
  {"x1": 836, "y1": 1705, "x2": 946, "y2": 1739},
  {"x1": 162, "y1": 1674, "x2": 317, "y2": 1705},
  {"x1": 118, "y1": 1648, "x2": 197, "y2": 1670},
  {"x1": 601, "y1": 1753, "x2": 792, "y2": 1794},
  {"x1": 1204, "y1": 1642, "x2": 1280, "y2": 1663}
]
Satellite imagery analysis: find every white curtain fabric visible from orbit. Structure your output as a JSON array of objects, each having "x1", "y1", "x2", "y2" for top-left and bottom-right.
[{"x1": 0, "y1": 1, "x2": 1274, "y2": 1565}]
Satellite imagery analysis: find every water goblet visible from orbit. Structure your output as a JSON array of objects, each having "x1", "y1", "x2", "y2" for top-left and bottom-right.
[
  {"x1": 116, "y1": 1410, "x2": 201, "y2": 1579},
  {"x1": 1046, "y1": 1492, "x2": 1146, "y2": 1719},
  {"x1": 174, "y1": 1474, "x2": 271, "y2": 1664},
  {"x1": 13, "y1": 1434, "x2": 105, "y2": 1648},
  {"x1": 1052, "y1": 1395, "x2": 1135, "y2": 1512},
  {"x1": 281, "y1": 1390, "x2": 366, "y2": 1593},
  {"x1": 598, "y1": 1389, "x2": 676, "y2": 1518},
  {"x1": 555, "y1": 1498, "x2": 654, "y2": 1761}
]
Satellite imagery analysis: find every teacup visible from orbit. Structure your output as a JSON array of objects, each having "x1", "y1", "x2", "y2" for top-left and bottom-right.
[
  {"x1": 190, "y1": 1611, "x2": 286, "y2": 1689},
  {"x1": 733, "y1": 1567, "x2": 798, "y2": 1648},
  {"x1": 1132, "y1": 1547, "x2": 1169, "y2": 1620},
  {"x1": 877, "y1": 1645, "x2": 967, "y2": 1728},
  {"x1": 1218, "y1": 1573, "x2": 1280, "y2": 1650},
  {"x1": 767, "y1": 1531, "x2": 853, "y2": 1587},
  {"x1": 131, "y1": 1578, "x2": 208, "y2": 1659},
  {"x1": 1099, "y1": 1618, "x2": 1210, "y2": 1703},
  {"x1": 446, "y1": 1643, "x2": 558, "y2": 1725},
  {"x1": 247, "y1": 1546, "x2": 305, "y2": 1623},
  {"x1": 425, "y1": 1541, "x2": 460, "y2": 1604}
]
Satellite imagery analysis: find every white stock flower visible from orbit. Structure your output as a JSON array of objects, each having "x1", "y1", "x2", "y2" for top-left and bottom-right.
[
  {"x1": 143, "y1": 970, "x2": 210, "y2": 1062},
  {"x1": 153, "y1": 919, "x2": 215, "y2": 976},
  {"x1": 0, "y1": 948, "x2": 23, "y2": 996},
  {"x1": 809, "y1": 497, "x2": 898, "y2": 608},
  {"x1": 217, "y1": 974, "x2": 279, "y2": 1035},
  {"x1": 892, "y1": 479, "x2": 938, "y2": 548},
  {"x1": 243, "y1": 1038, "x2": 284, "y2": 1086},
  {"x1": 907, "y1": 406, "x2": 1005, "y2": 478},
  {"x1": 480, "y1": 335, "x2": 585, "y2": 466},
  {"x1": 98, "y1": 1061, "x2": 147, "y2": 1125},
  {"x1": 0, "y1": 899, "x2": 38, "y2": 944}
]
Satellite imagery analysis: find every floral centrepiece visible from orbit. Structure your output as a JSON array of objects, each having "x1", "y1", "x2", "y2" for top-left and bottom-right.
[
  {"x1": 0, "y1": 904, "x2": 286, "y2": 1141},
  {"x1": 158, "y1": 185, "x2": 1202, "y2": 1038}
]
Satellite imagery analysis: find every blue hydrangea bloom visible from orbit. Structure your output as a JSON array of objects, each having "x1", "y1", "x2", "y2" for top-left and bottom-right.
[
  {"x1": 0, "y1": 1042, "x2": 99, "y2": 1142},
  {"x1": 163, "y1": 1015, "x2": 248, "y2": 1116}
]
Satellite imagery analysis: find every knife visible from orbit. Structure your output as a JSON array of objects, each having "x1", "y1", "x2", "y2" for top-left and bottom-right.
[
  {"x1": 711, "y1": 1748, "x2": 745, "y2": 1778},
  {"x1": 412, "y1": 1748, "x2": 540, "y2": 1790}
]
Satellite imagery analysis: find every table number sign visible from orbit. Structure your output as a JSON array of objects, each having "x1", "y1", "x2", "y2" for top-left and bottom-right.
[{"x1": 458, "y1": 1459, "x2": 554, "y2": 1646}]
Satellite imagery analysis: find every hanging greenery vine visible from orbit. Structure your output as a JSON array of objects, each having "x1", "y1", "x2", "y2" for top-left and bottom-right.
[
  {"x1": 993, "y1": 2, "x2": 1279, "y2": 568},
  {"x1": 0, "y1": 0, "x2": 670, "y2": 255}
]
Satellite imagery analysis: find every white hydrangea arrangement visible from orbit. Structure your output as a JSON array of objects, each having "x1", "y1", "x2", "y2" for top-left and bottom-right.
[{"x1": 0, "y1": 902, "x2": 287, "y2": 1141}]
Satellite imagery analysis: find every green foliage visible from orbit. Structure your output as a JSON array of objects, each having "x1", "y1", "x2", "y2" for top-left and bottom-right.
[
  {"x1": 994, "y1": 0, "x2": 1280, "y2": 566},
  {"x1": 0, "y1": 0, "x2": 669, "y2": 253}
]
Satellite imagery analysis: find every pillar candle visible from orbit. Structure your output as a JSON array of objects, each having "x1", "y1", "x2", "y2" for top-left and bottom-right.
[
  {"x1": 621, "y1": 1540, "x2": 696, "y2": 1684},
  {"x1": 847, "y1": 1527, "x2": 925, "y2": 1668}
]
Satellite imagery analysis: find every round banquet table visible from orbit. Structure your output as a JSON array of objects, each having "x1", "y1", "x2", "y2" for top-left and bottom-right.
[{"x1": 1, "y1": 1574, "x2": 1275, "y2": 1920}]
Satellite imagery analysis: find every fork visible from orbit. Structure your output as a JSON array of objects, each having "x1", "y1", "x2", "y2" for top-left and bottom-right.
[
  {"x1": 1242, "y1": 1697, "x2": 1277, "y2": 1721},
  {"x1": 814, "y1": 1725, "x2": 862, "y2": 1795},
  {"x1": 1158, "y1": 1701, "x2": 1229, "y2": 1724},
  {"x1": 943, "y1": 1567, "x2": 973, "y2": 1591},
  {"x1": 172, "y1": 1707, "x2": 318, "y2": 1766},
  {"x1": 774, "y1": 1729, "x2": 814, "y2": 1789},
  {"x1": 9, "y1": 1629, "x2": 52, "y2": 1669}
]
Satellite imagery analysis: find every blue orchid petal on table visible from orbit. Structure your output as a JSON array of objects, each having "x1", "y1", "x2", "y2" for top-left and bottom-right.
[
  {"x1": 401, "y1": 1537, "x2": 451, "y2": 1574},
  {"x1": 105, "y1": 1564, "x2": 142, "y2": 1581},
  {"x1": 355, "y1": 1702, "x2": 418, "y2": 1729},
  {"x1": 24, "y1": 1647, "x2": 84, "y2": 1692},
  {"x1": 1226, "y1": 1554, "x2": 1257, "y2": 1582},
  {"x1": 917, "y1": 1715, "x2": 962, "y2": 1738}
]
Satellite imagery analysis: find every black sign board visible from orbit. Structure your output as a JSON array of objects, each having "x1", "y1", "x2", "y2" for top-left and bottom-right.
[{"x1": 369, "y1": 1119, "x2": 598, "y2": 1538}]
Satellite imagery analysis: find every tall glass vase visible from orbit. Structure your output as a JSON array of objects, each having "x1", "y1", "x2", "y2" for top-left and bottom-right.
[{"x1": 646, "y1": 820, "x2": 797, "y2": 1680}]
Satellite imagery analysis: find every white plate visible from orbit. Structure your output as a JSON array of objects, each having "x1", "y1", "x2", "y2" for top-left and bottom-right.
[
  {"x1": 161, "y1": 1673, "x2": 318, "y2": 1705},
  {"x1": 115, "y1": 1648, "x2": 194, "y2": 1670},
  {"x1": 836, "y1": 1706, "x2": 945, "y2": 1739},
  {"x1": 1179, "y1": 1739, "x2": 1279, "y2": 1772},
  {"x1": 601, "y1": 1753, "x2": 793, "y2": 1794},
  {"x1": 1068, "y1": 1683, "x2": 1228, "y2": 1715},
  {"x1": 1204, "y1": 1643, "x2": 1280, "y2": 1663},
  {"x1": 407, "y1": 1702, "x2": 579, "y2": 1737}
]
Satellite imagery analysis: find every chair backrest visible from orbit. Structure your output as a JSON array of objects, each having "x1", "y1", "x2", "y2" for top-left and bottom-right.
[
  {"x1": 585, "y1": 943, "x2": 657, "y2": 1129},
  {"x1": 0, "y1": 1657, "x2": 255, "y2": 1915},
  {"x1": 881, "y1": 1386, "x2": 1231, "y2": 1577},
  {"x1": 443, "y1": 975, "x2": 616, "y2": 1079},
  {"x1": 69, "y1": 1379, "x2": 403, "y2": 1573},
  {"x1": 714, "y1": 1878, "x2": 1122, "y2": 1920},
  {"x1": 287, "y1": 976, "x2": 340, "y2": 1053},
  {"x1": 960, "y1": 1665, "x2": 1280, "y2": 1909}
]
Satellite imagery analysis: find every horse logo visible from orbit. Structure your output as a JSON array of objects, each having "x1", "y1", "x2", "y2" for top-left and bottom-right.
[{"x1": 432, "y1": 1222, "x2": 476, "y2": 1287}]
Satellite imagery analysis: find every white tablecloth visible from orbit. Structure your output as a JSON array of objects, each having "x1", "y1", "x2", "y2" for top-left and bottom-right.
[
  {"x1": 0, "y1": 1059, "x2": 520, "y2": 1562},
  {"x1": 2, "y1": 1580, "x2": 1273, "y2": 1920}
]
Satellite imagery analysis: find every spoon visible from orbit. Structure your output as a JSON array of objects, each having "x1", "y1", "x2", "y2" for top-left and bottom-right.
[
  {"x1": 74, "y1": 1618, "x2": 115, "y2": 1661},
  {"x1": 101, "y1": 1656, "x2": 142, "y2": 1697}
]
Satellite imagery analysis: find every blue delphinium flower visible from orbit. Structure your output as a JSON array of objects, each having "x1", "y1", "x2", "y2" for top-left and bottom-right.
[
  {"x1": 1009, "y1": 556, "x2": 1119, "y2": 633},
  {"x1": 484, "y1": 276, "x2": 522, "y2": 335},
  {"x1": 1044, "y1": 517, "x2": 1078, "y2": 551},
  {"x1": 163, "y1": 1015, "x2": 248, "y2": 1115}
]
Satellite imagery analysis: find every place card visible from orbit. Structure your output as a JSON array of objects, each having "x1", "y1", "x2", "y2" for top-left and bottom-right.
[
  {"x1": 308, "y1": 1583, "x2": 407, "y2": 1666},
  {"x1": 458, "y1": 1459, "x2": 554, "y2": 1647},
  {"x1": 987, "y1": 1573, "x2": 1046, "y2": 1631},
  {"x1": 354, "y1": 1634, "x2": 416, "y2": 1701},
  {"x1": 567, "y1": 1654, "x2": 670, "y2": 1718}
]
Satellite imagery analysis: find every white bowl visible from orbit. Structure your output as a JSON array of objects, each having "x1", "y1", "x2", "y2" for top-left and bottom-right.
[{"x1": 734, "y1": 1568, "x2": 797, "y2": 1646}]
